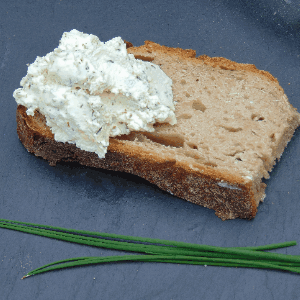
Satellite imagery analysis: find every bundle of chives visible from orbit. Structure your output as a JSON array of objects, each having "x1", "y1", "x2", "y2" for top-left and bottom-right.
[{"x1": 0, "y1": 218, "x2": 299, "y2": 278}]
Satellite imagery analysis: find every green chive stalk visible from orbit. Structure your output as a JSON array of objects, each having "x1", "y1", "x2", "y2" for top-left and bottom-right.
[
  {"x1": 0, "y1": 219, "x2": 299, "y2": 278},
  {"x1": 23, "y1": 255, "x2": 300, "y2": 278}
]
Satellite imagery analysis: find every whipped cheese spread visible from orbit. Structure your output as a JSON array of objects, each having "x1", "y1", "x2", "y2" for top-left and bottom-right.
[{"x1": 13, "y1": 29, "x2": 176, "y2": 158}]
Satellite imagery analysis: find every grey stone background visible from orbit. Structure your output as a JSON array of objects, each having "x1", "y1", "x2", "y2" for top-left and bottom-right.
[{"x1": 1, "y1": 0, "x2": 300, "y2": 299}]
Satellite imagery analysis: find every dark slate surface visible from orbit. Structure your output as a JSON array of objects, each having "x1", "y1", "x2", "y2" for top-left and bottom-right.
[{"x1": 1, "y1": 0, "x2": 300, "y2": 299}]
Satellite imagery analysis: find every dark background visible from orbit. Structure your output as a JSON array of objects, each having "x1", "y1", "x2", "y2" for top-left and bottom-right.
[{"x1": 1, "y1": 0, "x2": 300, "y2": 299}]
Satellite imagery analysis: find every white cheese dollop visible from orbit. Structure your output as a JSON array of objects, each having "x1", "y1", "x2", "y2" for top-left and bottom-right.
[{"x1": 13, "y1": 29, "x2": 177, "y2": 158}]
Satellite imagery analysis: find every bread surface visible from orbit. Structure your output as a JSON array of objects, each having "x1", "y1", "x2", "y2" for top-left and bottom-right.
[{"x1": 16, "y1": 40, "x2": 300, "y2": 220}]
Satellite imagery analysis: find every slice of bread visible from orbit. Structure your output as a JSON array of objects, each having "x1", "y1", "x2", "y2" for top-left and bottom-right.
[{"x1": 16, "y1": 40, "x2": 300, "y2": 220}]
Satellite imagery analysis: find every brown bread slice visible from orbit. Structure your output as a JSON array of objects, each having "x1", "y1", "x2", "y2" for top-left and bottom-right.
[{"x1": 16, "y1": 40, "x2": 300, "y2": 220}]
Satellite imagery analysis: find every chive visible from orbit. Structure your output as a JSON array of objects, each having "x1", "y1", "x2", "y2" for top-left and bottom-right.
[
  {"x1": 232, "y1": 241, "x2": 297, "y2": 251},
  {"x1": 0, "y1": 220, "x2": 298, "y2": 263},
  {"x1": 2, "y1": 220, "x2": 299, "y2": 264},
  {"x1": 2, "y1": 220, "x2": 298, "y2": 264},
  {"x1": 0, "y1": 218, "x2": 300, "y2": 278},
  {"x1": 1, "y1": 218, "x2": 295, "y2": 252},
  {"x1": 0, "y1": 221, "x2": 239, "y2": 259},
  {"x1": 23, "y1": 254, "x2": 300, "y2": 278},
  {"x1": 0, "y1": 219, "x2": 296, "y2": 256}
]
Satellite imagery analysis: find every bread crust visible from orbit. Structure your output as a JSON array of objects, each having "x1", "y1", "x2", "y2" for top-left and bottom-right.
[
  {"x1": 15, "y1": 40, "x2": 300, "y2": 220},
  {"x1": 16, "y1": 104, "x2": 258, "y2": 220},
  {"x1": 127, "y1": 40, "x2": 282, "y2": 86}
]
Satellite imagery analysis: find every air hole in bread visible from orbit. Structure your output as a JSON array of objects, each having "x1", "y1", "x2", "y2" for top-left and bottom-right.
[
  {"x1": 226, "y1": 150, "x2": 244, "y2": 157},
  {"x1": 235, "y1": 157, "x2": 242, "y2": 161},
  {"x1": 153, "y1": 122, "x2": 170, "y2": 128},
  {"x1": 177, "y1": 114, "x2": 192, "y2": 120},
  {"x1": 187, "y1": 142, "x2": 198, "y2": 150},
  {"x1": 133, "y1": 133, "x2": 148, "y2": 143},
  {"x1": 141, "y1": 132, "x2": 185, "y2": 148},
  {"x1": 184, "y1": 151, "x2": 202, "y2": 160},
  {"x1": 251, "y1": 114, "x2": 264, "y2": 121},
  {"x1": 220, "y1": 125, "x2": 243, "y2": 132},
  {"x1": 192, "y1": 100, "x2": 207, "y2": 112},
  {"x1": 115, "y1": 132, "x2": 140, "y2": 142},
  {"x1": 204, "y1": 162, "x2": 218, "y2": 167},
  {"x1": 33, "y1": 133, "x2": 41, "y2": 141},
  {"x1": 115, "y1": 129, "x2": 186, "y2": 149},
  {"x1": 185, "y1": 92, "x2": 191, "y2": 97},
  {"x1": 219, "y1": 65, "x2": 234, "y2": 71},
  {"x1": 270, "y1": 133, "x2": 276, "y2": 142}
]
